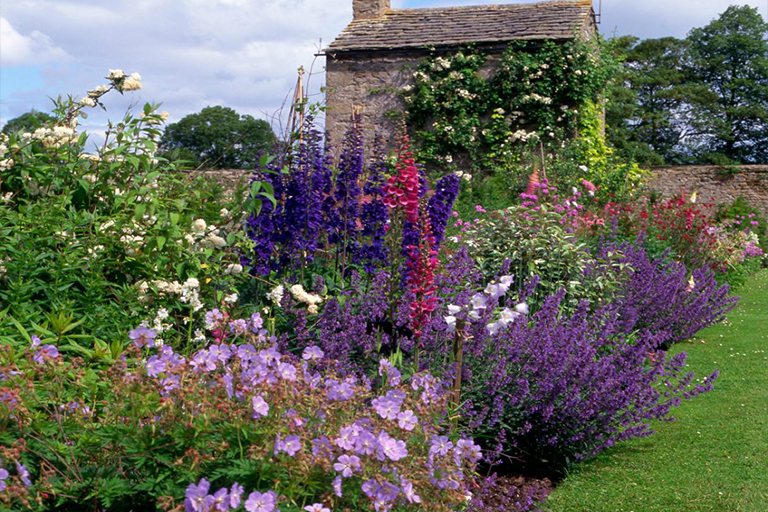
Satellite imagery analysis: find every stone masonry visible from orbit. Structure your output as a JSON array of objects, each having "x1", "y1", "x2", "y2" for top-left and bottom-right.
[{"x1": 648, "y1": 166, "x2": 768, "y2": 218}]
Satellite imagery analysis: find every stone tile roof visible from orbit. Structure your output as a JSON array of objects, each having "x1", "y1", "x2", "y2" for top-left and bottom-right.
[{"x1": 327, "y1": 1, "x2": 594, "y2": 53}]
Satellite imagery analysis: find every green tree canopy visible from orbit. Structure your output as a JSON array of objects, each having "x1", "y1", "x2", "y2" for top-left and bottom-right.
[
  {"x1": 1, "y1": 110, "x2": 56, "y2": 135},
  {"x1": 607, "y1": 5, "x2": 768, "y2": 165},
  {"x1": 686, "y1": 5, "x2": 768, "y2": 164},
  {"x1": 159, "y1": 106, "x2": 276, "y2": 169}
]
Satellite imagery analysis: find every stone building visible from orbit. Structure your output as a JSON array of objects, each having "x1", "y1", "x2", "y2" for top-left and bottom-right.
[{"x1": 324, "y1": 0, "x2": 597, "y2": 148}]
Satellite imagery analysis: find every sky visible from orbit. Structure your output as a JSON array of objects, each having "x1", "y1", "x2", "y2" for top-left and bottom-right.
[{"x1": 1, "y1": 0, "x2": 766, "y2": 140}]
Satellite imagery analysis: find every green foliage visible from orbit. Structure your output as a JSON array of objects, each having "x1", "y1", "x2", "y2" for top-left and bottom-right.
[
  {"x1": 159, "y1": 105, "x2": 277, "y2": 169},
  {"x1": 607, "y1": 6, "x2": 768, "y2": 165},
  {"x1": 686, "y1": 6, "x2": 768, "y2": 164},
  {"x1": 405, "y1": 38, "x2": 620, "y2": 178},
  {"x1": 454, "y1": 205, "x2": 630, "y2": 312},
  {"x1": 1, "y1": 110, "x2": 56, "y2": 135}
]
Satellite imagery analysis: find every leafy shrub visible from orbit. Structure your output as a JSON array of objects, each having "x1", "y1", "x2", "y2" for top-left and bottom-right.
[
  {"x1": 0, "y1": 73, "x2": 257, "y2": 348},
  {"x1": 452, "y1": 200, "x2": 628, "y2": 313},
  {"x1": 0, "y1": 313, "x2": 479, "y2": 511}
]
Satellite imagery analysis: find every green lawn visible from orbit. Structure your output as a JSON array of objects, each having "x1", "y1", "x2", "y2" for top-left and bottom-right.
[{"x1": 546, "y1": 270, "x2": 768, "y2": 512}]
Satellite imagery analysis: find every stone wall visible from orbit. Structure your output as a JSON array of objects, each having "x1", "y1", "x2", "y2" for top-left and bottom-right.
[
  {"x1": 648, "y1": 165, "x2": 768, "y2": 218},
  {"x1": 325, "y1": 52, "x2": 416, "y2": 150}
]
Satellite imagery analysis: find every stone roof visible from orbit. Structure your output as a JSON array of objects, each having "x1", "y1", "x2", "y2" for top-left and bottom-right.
[{"x1": 326, "y1": 1, "x2": 595, "y2": 53}]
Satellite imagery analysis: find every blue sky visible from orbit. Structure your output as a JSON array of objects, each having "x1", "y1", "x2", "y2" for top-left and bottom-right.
[{"x1": 1, "y1": 0, "x2": 765, "y2": 138}]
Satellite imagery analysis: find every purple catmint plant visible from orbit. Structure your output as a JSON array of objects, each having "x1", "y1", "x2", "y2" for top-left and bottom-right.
[{"x1": 594, "y1": 238, "x2": 739, "y2": 347}]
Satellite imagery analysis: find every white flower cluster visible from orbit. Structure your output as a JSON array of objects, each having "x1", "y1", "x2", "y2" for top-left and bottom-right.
[
  {"x1": 108, "y1": 69, "x2": 143, "y2": 92},
  {"x1": 431, "y1": 57, "x2": 451, "y2": 71},
  {"x1": 18, "y1": 126, "x2": 77, "y2": 148},
  {"x1": 267, "y1": 284, "x2": 284, "y2": 306},
  {"x1": 289, "y1": 284, "x2": 323, "y2": 314},
  {"x1": 522, "y1": 93, "x2": 553, "y2": 105},
  {"x1": 0, "y1": 136, "x2": 13, "y2": 171},
  {"x1": 444, "y1": 275, "x2": 528, "y2": 335},
  {"x1": 454, "y1": 171, "x2": 473, "y2": 183},
  {"x1": 456, "y1": 89, "x2": 475, "y2": 100},
  {"x1": 510, "y1": 129, "x2": 538, "y2": 142},
  {"x1": 135, "y1": 277, "x2": 203, "y2": 311},
  {"x1": 185, "y1": 218, "x2": 227, "y2": 250}
]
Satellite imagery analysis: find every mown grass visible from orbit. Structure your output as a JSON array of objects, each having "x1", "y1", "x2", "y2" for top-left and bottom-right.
[{"x1": 546, "y1": 270, "x2": 768, "y2": 512}]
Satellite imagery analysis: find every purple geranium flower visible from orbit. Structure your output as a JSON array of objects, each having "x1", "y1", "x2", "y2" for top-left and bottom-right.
[
  {"x1": 333, "y1": 454, "x2": 361, "y2": 477},
  {"x1": 378, "y1": 431, "x2": 408, "y2": 461},
  {"x1": 244, "y1": 490, "x2": 276, "y2": 512},
  {"x1": 397, "y1": 409, "x2": 418, "y2": 431},
  {"x1": 252, "y1": 395, "x2": 269, "y2": 419},
  {"x1": 16, "y1": 463, "x2": 31, "y2": 487},
  {"x1": 229, "y1": 483, "x2": 244, "y2": 508},
  {"x1": 302, "y1": 346, "x2": 324, "y2": 361},
  {"x1": 213, "y1": 487, "x2": 229, "y2": 511},
  {"x1": 250, "y1": 313, "x2": 264, "y2": 332},
  {"x1": 32, "y1": 344, "x2": 59, "y2": 365},
  {"x1": 129, "y1": 326, "x2": 157, "y2": 348},
  {"x1": 185, "y1": 478, "x2": 214, "y2": 512},
  {"x1": 332, "y1": 475, "x2": 343, "y2": 497},
  {"x1": 0, "y1": 468, "x2": 8, "y2": 492},
  {"x1": 145, "y1": 355, "x2": 166, "y2": 377},
  {"x1": 304, "y1": 504, "x2": 330, "y2": 512}
]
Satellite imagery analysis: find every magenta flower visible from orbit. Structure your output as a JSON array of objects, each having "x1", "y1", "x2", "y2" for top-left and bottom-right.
[
  {"x1": 244, "y1": 490, "x2": 276, "y2": 512},
  {"x1": 129, "y1": 326, "x2": 157, "y2": 348},
  {"x1": 252, "y1": 395, "x2": 269, "y2": 419}
]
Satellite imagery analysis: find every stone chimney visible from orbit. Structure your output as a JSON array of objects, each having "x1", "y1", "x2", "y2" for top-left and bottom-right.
[{"x1": 353, "y1": 0, "x2": 390, "y2": 21}]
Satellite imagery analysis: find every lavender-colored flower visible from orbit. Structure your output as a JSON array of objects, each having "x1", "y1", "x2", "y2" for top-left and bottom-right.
[
  {"x1": 32, "y1": 344, "x2": 59, "y2": 365},
  {"x1": 185, "y1": 478, "x2": 214, "y2": 512},
  {"x1": 244, "y1": 491, "x2": 276, "y2": 512},
  {"x1": 400, "y1": 477, "x2": 422, "y2": 504},
  {"x1": 429, "y1": 436, "x2": 453, "y2": 458},
  {"x1": 304, "y1": 504, "x2": 330, "y2": 512},
  {"x1": 250, "y1": 312, "x2": 264, "y2": 332},
  {"x1": 229, "y1": 319, "x2": 248, "y2": 335},
  {"x1": 145, "y1": 355, "x2": 166, "y2": 377},
  {"x1": 229, "y1": 483, "x2": 244, "y2": 508},
  {"x1": 302, "y1": 346, "x2": 324, "y2": 361},
  {"x1": 204, "y1": 309, "x2": 225, "y2": 329},
  {"x1": 30, "y1": 335, "x2": 41, "y2": 348},
  {"x1": 252, "y1": 395, "x2": 269, "y2": 419},
  {"x1": 333, "y1": 454, "x2": 361, "y2": 477},
  {"x1": 16, "y1": 463, "x2": 31, "y2": 487},
  {"x1": 332, "y1": 475, "x2": 343, "y2": 497},
  {"x1": 129, "y1": 326, "x2": 157, "y2": 348},
  {"x1": 278, "y1": 434, "x2": 302, "y2": 456},
  {"x1": 212, "y1": 487, "x2": 230, "y2": 511},
  {"x1": 397, "y1": 409, "x2": 418, "y2": 431},
  {"x1": 0, "y1": 468, "x2": 8, "y2": 492},
  {"x1": 335, "y1": 425, "x2": 359, "y2": 451},
  {"x1": 276, "y1": 362, "x2": 297, "y2": 381},
  {"x1": 326, "y1": 379, "x2": 355, "y2": 401},
  {"x1": 372, "y1": 397, "x2": 401, "y2": 420},
  {"x1": 353, "y1": 429, "x2": 378, "y2": 456},
  {"x1": 378, "y1": 431, "x2": 408, "y2": 461}
]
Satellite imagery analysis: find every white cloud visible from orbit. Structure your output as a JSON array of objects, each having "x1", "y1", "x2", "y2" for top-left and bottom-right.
[{"x1": 0, "y1": 17, "x2": 71, "y2": 67}]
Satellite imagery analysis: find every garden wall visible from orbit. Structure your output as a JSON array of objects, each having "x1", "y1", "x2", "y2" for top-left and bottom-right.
[{"x1": 648, "y1": 165, "x2": 768, "y2": 218}]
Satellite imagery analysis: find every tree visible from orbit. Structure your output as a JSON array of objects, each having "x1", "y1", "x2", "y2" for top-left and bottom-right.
[
  {"x1": 686, "y1": 5, "x2": 768, "y2": 163},
  {"x1": 1, "y1": 110, "x2": 56, "y2": 135},
  {"x1": 606, "y1": 36, "x2": 701, "y2": 165},
  {"x1": 159, "y1": 106, "x2": 276, "y2": 169}
]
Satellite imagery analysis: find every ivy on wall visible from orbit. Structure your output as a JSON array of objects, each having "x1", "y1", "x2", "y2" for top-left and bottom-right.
[{"x1": 403, "y1": 38, "x2": 634, "y2": 197}]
